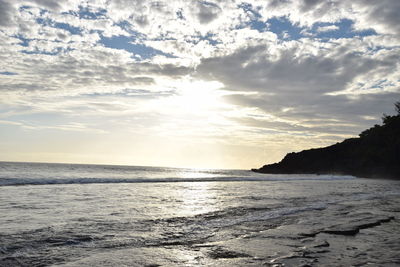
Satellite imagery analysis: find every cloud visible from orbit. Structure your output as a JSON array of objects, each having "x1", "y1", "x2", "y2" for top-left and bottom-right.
[
  {"x1": 316, "y1": 25, "x2": 339, "y2": 32},
  {"x1": 352, "y1": 0, "x2": 400, "y2": 35},
  {"x1": 0, "y1": 0, "x2": 15, "y2": 26},
  {"x1": 27, "y1": 0, "x2": 64, "y2": 11},
  {"x1": 196, "y1": 38, "x2": 400, "y2": 137},
  {"x1": 196, "y1": 1, "x2": 221, "y2": 24}
]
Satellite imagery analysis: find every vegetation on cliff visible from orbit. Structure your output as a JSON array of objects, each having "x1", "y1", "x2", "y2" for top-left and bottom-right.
[{"x1": 253, "y1": 102, "x2": 400, "y2": 179}]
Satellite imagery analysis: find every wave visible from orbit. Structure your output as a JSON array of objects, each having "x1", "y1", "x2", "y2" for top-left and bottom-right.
[{"x1": 0, "y1": 175, "x2": 355, "y2": 186}]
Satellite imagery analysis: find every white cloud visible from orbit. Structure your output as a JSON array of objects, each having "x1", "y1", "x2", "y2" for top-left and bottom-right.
[{"x1": 316, "y1": 25, "x2": 339, "y2": 32}]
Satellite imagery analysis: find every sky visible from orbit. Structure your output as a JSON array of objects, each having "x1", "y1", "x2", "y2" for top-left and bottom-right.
[{"x1": 0, "y1": 0, "x2": 399, "y2": 169}]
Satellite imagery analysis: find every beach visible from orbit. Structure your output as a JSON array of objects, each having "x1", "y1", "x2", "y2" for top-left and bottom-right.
[{"x1": 1, "y1": 162, "x2": 399, "y2": 266}]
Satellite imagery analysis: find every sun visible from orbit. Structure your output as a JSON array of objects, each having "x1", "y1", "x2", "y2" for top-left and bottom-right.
[
  {"x1": 153, "y1": 78, "x2": 227, "y2": 116},
  {"x1": 173, "y1": 79, "x2": 225, "y2": 113}
]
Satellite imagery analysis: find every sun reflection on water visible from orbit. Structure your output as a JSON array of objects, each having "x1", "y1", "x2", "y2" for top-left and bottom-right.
[
  {"x1": 175, "y1": 181, "x2": 219, "y2": 217},
  {"x1": 175, "y1": 168, "x2": 223, "y2": 179}
]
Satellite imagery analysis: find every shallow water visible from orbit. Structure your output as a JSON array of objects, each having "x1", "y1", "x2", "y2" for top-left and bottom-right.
[{"x1": 1, "y1": 162, "x2": 399, "y2": 266}]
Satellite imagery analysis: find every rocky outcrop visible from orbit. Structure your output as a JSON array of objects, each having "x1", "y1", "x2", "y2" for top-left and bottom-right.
[
  {"x1": 253, "y1": 103, "x2": 400, "y2": 179},
  {"x1": 300, "y1": 216, "x2": 395, "y2": 237}
]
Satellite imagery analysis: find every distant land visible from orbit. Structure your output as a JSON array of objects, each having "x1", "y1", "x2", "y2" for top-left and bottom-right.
[{"x1": 253, "y1": 102, "x2": 400, "y2": 179}]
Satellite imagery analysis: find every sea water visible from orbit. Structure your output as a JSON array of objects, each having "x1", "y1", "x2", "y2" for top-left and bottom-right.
[{"x1": 1, "y1": 162, "x2": 399, "y2": 266}]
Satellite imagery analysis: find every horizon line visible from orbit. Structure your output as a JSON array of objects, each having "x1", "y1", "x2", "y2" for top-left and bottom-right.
[{"x1": 0, "y1": 160, "x2": 248, "y2": 171}]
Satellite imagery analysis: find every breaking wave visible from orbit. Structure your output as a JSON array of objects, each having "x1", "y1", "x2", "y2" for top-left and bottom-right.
[{"x1": 0, "y1": 175, "x2": 355, "y2": 186}]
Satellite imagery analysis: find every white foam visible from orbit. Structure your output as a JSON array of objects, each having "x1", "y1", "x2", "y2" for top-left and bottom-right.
[{"x1": 0, "y1": 175, "x2": 356, "y2": 186}]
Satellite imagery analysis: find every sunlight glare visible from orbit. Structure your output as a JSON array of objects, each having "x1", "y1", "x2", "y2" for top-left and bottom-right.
[{"x1": 174, "y1": 79, "x2": 225, "y2": 114}]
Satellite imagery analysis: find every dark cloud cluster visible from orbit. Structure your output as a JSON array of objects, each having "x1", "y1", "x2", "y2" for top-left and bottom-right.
[
  {"x1": 197, "y1": 43, "x2": 398, "y2": 94},
  {"x1": 196, "y1": 41, "x2": 400, "y2": 133},
  {"x1": 361, "y1": 0, "x2": 400, "y2": 35},
  {"x1": 196, "y1": 1, "x2": 221, "y2": 24},
  {"x1": 27, "y1": 0, "x2": 63, "y2": 11},
  {"x1": 0, "y1": 0, "x2": 15, "y2": 26}
]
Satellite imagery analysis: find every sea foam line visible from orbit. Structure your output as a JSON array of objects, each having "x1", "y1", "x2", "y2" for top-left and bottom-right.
[{"x1": 0, "y1": 175, "x2": 355, "y2": 186}]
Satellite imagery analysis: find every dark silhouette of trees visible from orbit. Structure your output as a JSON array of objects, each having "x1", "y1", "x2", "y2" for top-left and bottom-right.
[{"x1": 253, "y1": 101, "x2": 400, "y2": 179}]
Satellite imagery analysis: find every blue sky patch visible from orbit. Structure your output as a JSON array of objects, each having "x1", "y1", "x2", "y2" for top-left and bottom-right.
[
  {"x1": 267, "y1": 17, "x2": 304, "y2": 40},
  {"x1": 186, "y1": 33, "x2": 220, "y2": 46},
  {"x1": 15, "y1": 34, "x2": 73, "y2": 56},
  {"x1": 53, "y1": 22, "x2": 82, "y2": 35},
  {"x1": 249, "y1": 19, "x2": 268, "y2": 32},
  {"x1": 176, "y1": 9, "x2": 185, "y2": 20},
  {"x1": 245, "y1": 16, "x2": 376, "y2": 41},
  {"x1": 36, "y1": 17, "x2": 82, "y2": 35},
  {"x1": 77, "y1": 6, "x2": 107, "y2": 20},
  {"x1": 63, "y1": 5, "x2": 107, "y2": 20},
  {"x1": 100, "y1": 35, "x2": 174, "y2": 59},
  {"x1": 15, "y1": 35, "x2": 30, "y2": 47},
  {"x1": 239, "y1": 3, "x2": 267, "y2": 31},
  {"x1": 0, "y1": 71, "x2": 18, "y2": 75},
  {"x1": 21, "y1": 49, "x2": 60, "y2": 56},
  {"x1": 312, "y1": 19, "x2": 376, "y2": 39},
  {"x1": 370, "y1": 79, "x2": 390, "y2": 89},
  {"x1": 116, "y1": 20, "x2": 133, "y2": 32},
  {"x1": 21, "y1": 47, "x2": 71, "y2": 56}
]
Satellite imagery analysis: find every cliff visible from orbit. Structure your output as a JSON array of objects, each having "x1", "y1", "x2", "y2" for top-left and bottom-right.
[{"x1": 252, "y1": 102, "x2": 400, "y2": 179}]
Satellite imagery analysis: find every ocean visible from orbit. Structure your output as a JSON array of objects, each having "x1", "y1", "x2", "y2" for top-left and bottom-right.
[{"x1": 1, "y1": 162, "x2": 399, "y2": 266}]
